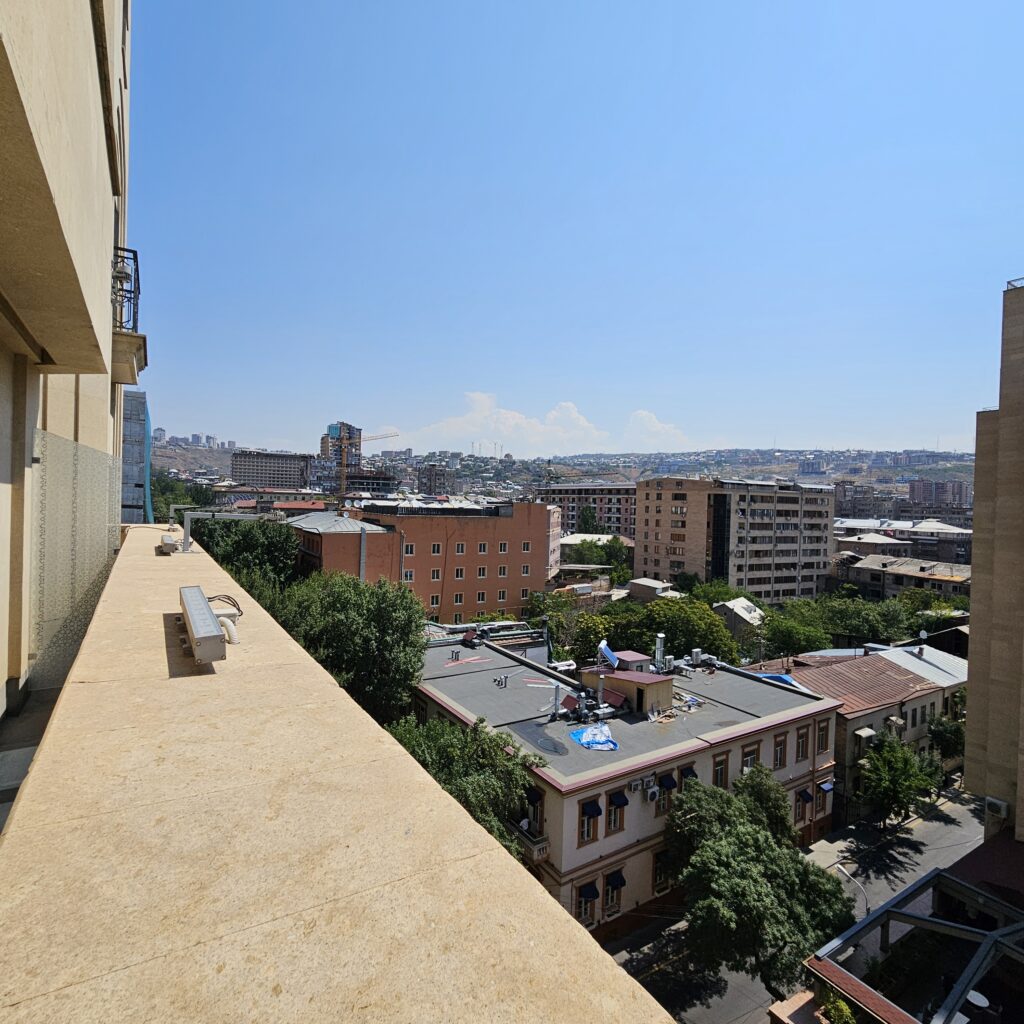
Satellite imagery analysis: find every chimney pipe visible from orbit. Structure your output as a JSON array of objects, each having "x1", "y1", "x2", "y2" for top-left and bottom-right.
[
  {"x1": 552, "y1": 682, "x2": 561, "y2": 720},
  {"x1": 655, "y1": 633, "x2": 666, "y2": 672},
  {"x1": 598, "y1": 674, "x2": 604, "y2": 708}
]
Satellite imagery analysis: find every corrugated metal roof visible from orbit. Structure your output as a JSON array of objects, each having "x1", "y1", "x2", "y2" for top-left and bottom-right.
[{"x1": 289, "y1": 512, "x2": 388, "y2": 534}]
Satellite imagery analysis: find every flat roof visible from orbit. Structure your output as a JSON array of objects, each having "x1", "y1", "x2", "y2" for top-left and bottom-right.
[
  {"x1": 420, "y1": 642, "x2": 836, "y2": 790},
  {"x1": 289, "y1": 511, "x2": 389, "y2": 533}
]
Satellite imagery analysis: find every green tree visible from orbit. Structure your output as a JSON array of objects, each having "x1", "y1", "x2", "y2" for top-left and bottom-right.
[
  {"x1": 761, "y1": 613, "x2": 830, "y2": 659},
  {"x1": 821, "y1": 988, "x2": 857, "y2": 1024},
  {"x1": 566, "y1": 611, "x2": 612, "y2": 665},
  {"x1": 193, "y1": 519, "x2": 300, "y2": 587},
  {"x1": 274, "y1": 572, "x2": 426, "y2": 723},
  {"x1": 689, "y1": 579, "x2": 763, "y2": 609},
  {"x1": 732, "y1": 763, "x2": 798, "y2": 847},
  {"x1": 950, "y1": 685, "x2": 967, "y2": 719},
  {"x1": 859, "y1": 734, "x2": 943, "y2": 827},
  {"x1": 680, "y1": 821, "x2": 854, "y2": 1001},
  {"x1": 150, "y1": 472, "x2": 213, "y2": 523},
  {"x1": 664, "y1": 780, "x2": 747, "y2": 873},
  {"x1": 388, "y1": 716, "x2": 545, "y2": 855},
  {"x1": 646, "y1": 599, "x2": 740, "y2": 665},
  {"x1": 575, "y1": 504, "x2": 602, "y2": 534},
  {"x1": 928, "y1": 714, "x2": 965, "y2": 761}
]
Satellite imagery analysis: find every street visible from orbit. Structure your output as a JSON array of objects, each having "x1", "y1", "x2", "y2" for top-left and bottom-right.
[{"x1": 609, "y1": 789, "x2": 984, "y2": 1023}]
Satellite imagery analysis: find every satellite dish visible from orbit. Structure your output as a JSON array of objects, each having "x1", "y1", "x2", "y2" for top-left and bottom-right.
[
  {"x1": 919, "y1": 629, "x2": 927, "y2": 640},
  {"x1": 345, "y1": 499, "x2": 353, "y2": 507}
]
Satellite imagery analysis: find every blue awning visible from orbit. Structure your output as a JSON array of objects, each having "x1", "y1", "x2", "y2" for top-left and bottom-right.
[
  {"x1": 581, "y1": 800, "x2": 602, "y2": 818},
  {"x1": 609, "y1": 791, "x2": 629, "y2": 808},
  {"x1": 525, "y1": 786, "x2": 543, "y2": 805},
  {"x1": 658, "y1": 774, "x2": 678, "y2": 790},
  {"x1": 818, "y1": 781, "x2": 834, "y2": 793},
  {"x1": 579, "y1": 881, "x2": 600, "y2": 900},
  {"x1": 798, "y1": 789, "x2": 813, "y2": 803},
  {"x1": 606, "y1": 869, "x2": 626, "y2": 891},
  {"x1": 681, "y1": 766, "x2": 699, "y2": 780}
]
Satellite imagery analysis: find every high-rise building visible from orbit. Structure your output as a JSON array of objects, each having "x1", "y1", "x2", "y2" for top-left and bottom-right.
[
  {"x1": 321, "y1": 420, "x2": 362, "y2": 468},
  {"x1": 230, "y1": 449, "x2": 312, "y2": 489},
  {"x1": 967, "y1": 278, "x2": 1024, "y2": 840},
  {"x1": 0, "y1": 0, "x2": 147, "y2": 704},
  {"x1": 121, "y1": 391, "x2": 152, "y2": 524},
  {"x1": 417, "y1": 462, "x2": 455, "y2": 494},
  {"x1": 152, "y1": 426, "x2": 167, "y2": 443},
  {"x1": 535, "y1": 481, "x2": 637, "y2": 538},
  {"x1": 634, "y1": 477, "x2": 834, "y2": 602},
  {"x1": 190, "y1": 433, "x2": 202, "y2": 445}
]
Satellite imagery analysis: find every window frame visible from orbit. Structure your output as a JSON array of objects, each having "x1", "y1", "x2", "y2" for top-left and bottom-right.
[
  {"x1": 605, "y1": 789, "x2": 626, "y2": 836},
  {"x1": 578, "y1": 799, "x2": 599, "y2": 848},
  {"x1": 431, "y1": 542, "x2": 442, "y2": 556},
  {"x1": 816, "y1": 718, "x2": 830, "y2": 754},
  {"x1": 575, "y1": 880, "x2": 597, "y2": 926},
  {"x1": 773, "y1": 732, "x2": 788, "y2": 770},
  {"x1": 741, "y1": 741, "x2": 761, "y2": 772},
  {"x1": 712, "y1": 751, "x2": 729, "y2": 789},
  {"x1": 796, "y1": 725, "x2": 810, "y2": 762}
]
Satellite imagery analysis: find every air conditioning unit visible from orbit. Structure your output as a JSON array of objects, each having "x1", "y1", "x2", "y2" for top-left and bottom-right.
[
  {"x1": 628, "y1": 779, "x2": 644, "y2": 793},
  {"x1": 664, "y1": 656, "x2": 675, "y2": 671},
  {"x1": 647, "y1": 786, "x2": 660, "y2": 803},
  {"x1": 986, "y1": 796, "x2": 1009, "y2": 819},
  {"x1": 644, "y1": 776, "x2": 657, "y2": 790}
]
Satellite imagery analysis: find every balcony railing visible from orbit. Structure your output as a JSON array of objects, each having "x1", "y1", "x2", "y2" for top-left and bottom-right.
[
  {"x1": 1007, "y1": 277, "x2": 1024, "y2": 290},
  {"x1": 511, "y1": 820, "x2": 550, "y2": 863},
  {"x1": 112, "y1": 245, "x2": 140, "y2": 332}
]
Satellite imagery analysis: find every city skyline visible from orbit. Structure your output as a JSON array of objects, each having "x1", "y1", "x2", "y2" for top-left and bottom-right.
[{"x1": 129, "y1": 2, "x2": 1024, "y2": 457}]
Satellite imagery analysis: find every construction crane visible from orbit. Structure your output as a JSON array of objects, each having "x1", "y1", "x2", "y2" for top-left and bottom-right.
[{"x1": 337, "y1": 430, "x2": 398, "y2": 496}]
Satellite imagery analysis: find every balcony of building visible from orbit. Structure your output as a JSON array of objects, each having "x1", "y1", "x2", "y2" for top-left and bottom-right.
[
  {"x1": 110, "y1": 246, "x2": 149, "y2": 384},
  {"x1": 0, "y1": 524, "x2": 667, "y2": 1022},
  {"x1": 510, "y1": 820, "x2": 551, "y2": 864}
]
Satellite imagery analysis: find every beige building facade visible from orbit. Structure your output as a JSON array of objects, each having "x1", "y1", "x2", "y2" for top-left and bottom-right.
[
  {"x1": 635, "y1": 477, "x2": 834, "y2": 602},
  {"x1": 966, "y1": 279, "x2": 1024, "y2": 840},
  {"x1": 1, "y1": 0, "x2": 145, "y2": 715}
]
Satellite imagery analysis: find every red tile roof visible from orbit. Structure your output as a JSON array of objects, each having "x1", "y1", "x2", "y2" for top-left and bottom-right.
[
  {"x1": 274, "y1": 501, "x2": 326, "y2": 510},
  {"x1": 789, "y1": 657, "x2": 940, "y2": 715},
  {"x1": 807, "y1": 958, "x2": 918, "y2": 1024}
]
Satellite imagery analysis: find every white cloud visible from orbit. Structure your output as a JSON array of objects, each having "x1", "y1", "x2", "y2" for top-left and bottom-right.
[{"x1": 370, "y1": 393, "x2": 687, "y2": 458}]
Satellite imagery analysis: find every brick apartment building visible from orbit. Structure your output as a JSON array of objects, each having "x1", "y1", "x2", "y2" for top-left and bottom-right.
[
  {"x1": 907, "y1": 478, "x2": 973, "y2": 506},
  {"x1": 230, "y1": 448, "x2": 312, "y2": 489},
  {"x1": 634, "y1": 477, "x2": 834, "y2": 602},
  {"x1": 290, "y1": 500, "x2": 560, "y2": 622},
  {"x1": 535, "y1": 482, "x2": 637, "y2": 538}
]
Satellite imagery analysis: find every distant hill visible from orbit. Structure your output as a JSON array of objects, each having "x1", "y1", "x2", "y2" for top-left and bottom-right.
[{"x1": 152, "y1": 445, "x2": 233, "y2": 479}]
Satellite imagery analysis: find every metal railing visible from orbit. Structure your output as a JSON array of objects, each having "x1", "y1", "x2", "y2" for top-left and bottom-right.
[
  {"x1": 112, "y1": 246, "x2": 140, "y2": 332},
  {"x1": 1007, "y1": 277, "x2": 1024, "y2": 290}
]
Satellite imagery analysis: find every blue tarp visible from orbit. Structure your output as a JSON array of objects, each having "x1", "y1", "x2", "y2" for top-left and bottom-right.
[
  {"x1": 758, "y1": 673, "x2": 797, "y2": 686},
  {"x1": 570, "y1": 723, "x2": 619, "y2": 751}
]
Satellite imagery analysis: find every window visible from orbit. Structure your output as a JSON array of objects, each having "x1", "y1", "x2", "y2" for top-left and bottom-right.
[
  {"x1": 521, "y1": 564, "x2": 530, "y2": 576},
  {"x1": 652, "y1": 850, "x2": 671, "y2": 895},
  {"x1": 497, "y1": 589, "x2": 507, "y2": 602},
  {"x1": 606, "y1": 790, "x2": 627, "y2": 835},
  {"x1": 794, "y1": 792, "x2": 807, "y2": 823},
  {"x1": 527, "y1": 790, "x2": 544, "y2": 835},
  {"x1": 431, "y1": 542, "x2": 441, "y2": 555},
  {"x1": 403, "y1": 569, "x2": 414, "y2": 582},
  {"x1": 455, "y1": 542, "x2": 465, "y2": 555},
  {"x1": 796, "y1": 726, "x2": 809, "y2": 762},
  {"x1": 498, "y1": 565, "x2": 507, "y2": 577},
  {"x1": 478, "y1": 542, "x2": 487, "y2": 554},
  {"x1": 713, "y1": 752, "x2": 729, "y2": 789},
  {"x1": 499, "y1": 541, "x2": 508, "y2": 554},
  {"x1": 815, "y1": 787, "x2": 827, "y2": 815},
  {"x1": 578, "y1": 799, "x2": 601, "y2": 846},
  {"x1": 929, "y1": 702, "x2": 936, "y2": 720},
  {"x1": 741, "y1": 743, "x2": 760, "y2": 772},
  {"x1": 603, "y1": 870, "x2": 625, "y2": 916},
  {"x1": 404, "y1": 543, "x2": 415, "y2": 556},
  {"x1": 453, "y1": 612, "x2": 462, "y2": 624},
  {"x1": 522, "y1": 541, "x2": 531, "y2": 552},
  {"x1": 521, "y1": 588, "x2": 530, "y2": 600},
  {"x1": 477, "y1": 591, "x2": 486, "y2": 603},
  {"x1": 429, "y1": 595, "x2": 440, "y2": 608},
  {"x1": 477, "y1": 566, "x2": 487, "y2": 578},
  {"x1": 575, "y1": 881, "x2": 598, "y2": 925},
  {"x1": 431, "y1": 568, "x2": 441, "y2": 581},
  {"x1": 816, "y1": 719, "x2": 830, "y2": 754},
  {"x1": 911, "y1": 707, "x2": 918, "y2": 728},
  {"x1": 773, "y1": 733, "x2": 787, "y2": 770},
  {"x1": 454, "y1": 593, "x2": 463, "y2": 606},
  {"x1": 655, "y1": 786, "x2": 671, "y2": 815},
  {"x1": 454, "y1": 567, "x2": 465, "y2": 580}
]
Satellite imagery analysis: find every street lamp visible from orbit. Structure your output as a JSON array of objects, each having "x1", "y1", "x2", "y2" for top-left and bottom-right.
[{"x1": 836, "y1": 863, "x2": 870, "y2": 917}]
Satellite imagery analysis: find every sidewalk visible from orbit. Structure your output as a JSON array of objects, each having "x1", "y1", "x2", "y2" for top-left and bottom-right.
[{"x1": 804, "y1": 784, "x2": 964, "y2": 870}]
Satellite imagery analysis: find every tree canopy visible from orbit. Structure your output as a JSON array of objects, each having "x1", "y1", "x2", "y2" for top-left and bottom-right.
[
  {"x1": 192, "y1": 518, "x2": 300, "y2": 588},
  {"x1": 858, "y1": 734, "x2": 943, "y2": 826},
  {"x1": 388, "y1": 715, "x2": 544, "y2": 855},
  {"x1": 928, "y1": 714, "x2": 965, "y2": 762},
  {"x1": 150, "y1": 471, "x2": 212, "y2": 524}
]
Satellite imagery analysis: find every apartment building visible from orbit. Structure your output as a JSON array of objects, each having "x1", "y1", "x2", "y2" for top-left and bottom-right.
[
  {"x1": 536, "y1": 481, "x2": 637, "y2": 538},
  {"x1": 907, "y1": 478, "x2": 973, "y2": 506},
  {"x1": 120, "y1": 390, "x2": 152, "y2": 524},
  {"x1": 290, "y1": 500, "x2": 560, "y2": 622},
  {"x1": 634, "y1": 477, "x2": 834, "y2": 601},
  {"x1": 230, "y1": 448, "x2": 312, "y2": 488},
  {"x1": 837, "y1": 554, "x2": 971, "y2": 602},
  {"x1": 968, "y1": 278, "x2": 1024, "y2": 840},
  {"x1": 418, "y1": 640, "x2": 839, "y2": 937},
  {"x1": 320, "y1": 420, "x2": 362, "y2": 468},
  {"x1": 1, "y1": 0, "x2": 147, "y2": 710},
  {"x1": 417, "y1": 462, "x2": 456, "y2": 494},
  {"x1": 834, "y1": 516, "x2": 972, "y2": 564}
]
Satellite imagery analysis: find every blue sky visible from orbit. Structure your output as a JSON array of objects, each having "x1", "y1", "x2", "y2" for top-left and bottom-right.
[{"x1": 130, "y1": 2, "x2": 1022, "y2": 457}]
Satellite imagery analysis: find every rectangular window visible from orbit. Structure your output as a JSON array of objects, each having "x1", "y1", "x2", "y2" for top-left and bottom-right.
[
  {"x1": 741, "y1": 743, "x2": 760, "y2": 771},
  {"x1": 455, "y1": 542, "x2": 465, "y2": 555},
  {"x1": 477, "y1": 591, "x2": 486, "y2": 603},
  {"x1": 477, "y1": 566, "x2": 487, "y2": 578},
  {"x1": 499, "y1": 541, "x2": 508, "y2": 554},
  {"x1": 431, "y1": 542, "x2": 441, "y2": 555},
  {"x1": 606, "y1": 791, "x2": 626, "y2": 835},
  {"x1": 575, "y1": 882, "x2": 597, "y2": 925},
  {"x1": 454, "y1": 593, "x2": 463, "y2": 606},
  {"x1": 929, "y1": 702, "x2": 936, "y2": 720},
  {"x1": 453, "y1": 612, "x2": 462, "y2": 625},
  {"x1": 653, "y1": 850, "x2": 670, "y2": 895},
  {"x1": 455, "y1": 567, "x2": 464, "y2": 580},
  {"x1": 796, "y1": 726, "x2": 809, "y2": 762},
  {"x1": 603, "y1": 875, "x2": 622, "y2": 916},
  {"x1": 478, "y1": 542, "x2": 487, "y2": 554},
  {"x1": 404, "y1": 543, "x2": 415, "y2": 556},
  {"x1": 431, "y1": 568, "x2": 441, "y2": 581},
  {"x1": 911, "y1": 707, "x2": 918, "y2": 728},
  {"x1": 521, "y1": 588, "x2": 530, "y2": 600},
  {"x1": 713, "y1": 753, "x2": 729, "y2": 789},
  {"x1": 521, "y1": 564, "x2": 530, "y2": 576},
  {"x1": 817, "y1": 719, "x2": 830, "y2": 754},
  {"x1": 578, "y1": 800, "x2": 600, "y2": 846},
  {"x1": 522, "y1": 541, "x2": 531, "y2": 552},
  {"x1": 403, "y1": 569, "x2": 414, "y2": 582},
  {"x1": 655, "y1": 786, "x2": 671, "y2": 816},
  {"x1": 497, "y1": 589, "x2": 507, "y2": 602},
  {"x1": 498, "y1": 565, "x2": 507, "y2": 577},
  {"x1": 815, "y1": 787, "x2": 826, "y2": 814},
  {"x1": 774, "y1": 733, "x2": 787, "y2": 770},
  {"x1": 794, "y1": 792, "x2": 806, "y2": 823},
  {"x1": 429, "y1": 595, "x2": 440, "y2": 608}
]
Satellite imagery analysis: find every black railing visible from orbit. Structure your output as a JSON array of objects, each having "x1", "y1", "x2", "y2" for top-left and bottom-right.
[
  {"x1": 1007, "y1": 277, "x2": 1024, "y2": 291},
  {"x1": 112, "y1": 246, "x2": 140, "y2": 332}
]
